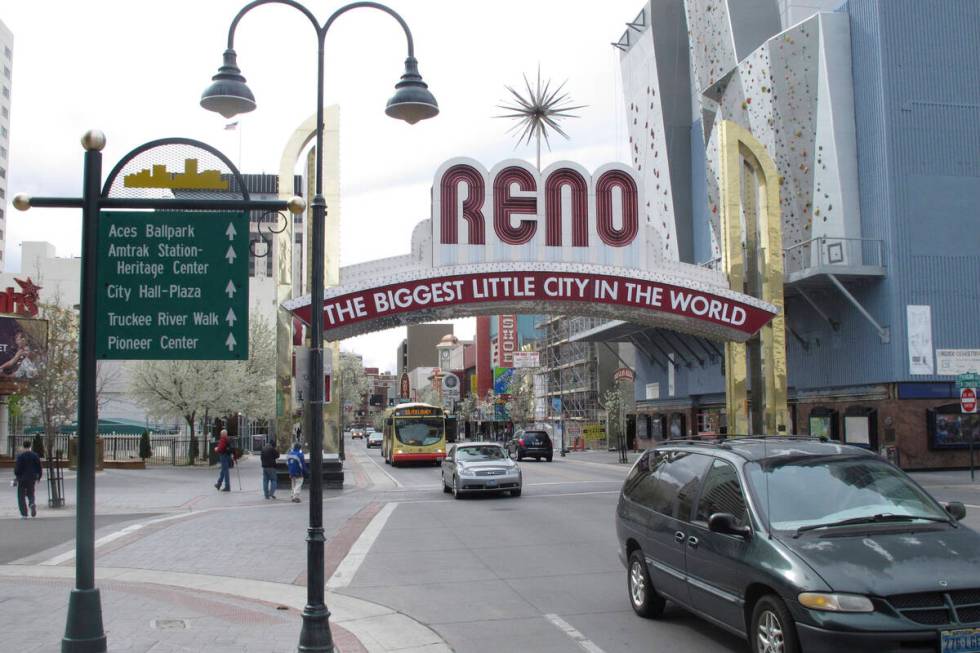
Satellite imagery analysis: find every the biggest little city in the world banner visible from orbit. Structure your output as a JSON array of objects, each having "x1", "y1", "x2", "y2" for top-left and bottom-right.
[{"x1": 95, "y1": 211, "x2": 249, "y2": 360}]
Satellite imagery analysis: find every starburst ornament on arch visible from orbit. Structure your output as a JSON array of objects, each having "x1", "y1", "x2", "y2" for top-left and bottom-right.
[{"x1": 495, "y1": 67, "x2": 587, "y2": 170}]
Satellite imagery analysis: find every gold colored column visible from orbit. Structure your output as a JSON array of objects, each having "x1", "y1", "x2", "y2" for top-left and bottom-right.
[{"x1": 718, "y1": 121, "x2": 789, "y2": 435}]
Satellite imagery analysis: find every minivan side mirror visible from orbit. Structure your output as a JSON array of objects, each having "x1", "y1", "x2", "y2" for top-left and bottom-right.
[
  {"x1": 944, "y1": 501, "x2": 967, "y2": 521},
  {"x1": 708, "y1": 512, "x2": 752, "y2": 538}
]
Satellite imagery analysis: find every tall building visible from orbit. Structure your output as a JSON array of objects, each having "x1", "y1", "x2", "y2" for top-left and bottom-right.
[
  {"x1": 0, "y1": 20, "x2": 12, "y2": 271},
  {"x1": 596, "y1": 0, "x2": 980, "y2": 469},
  {"x1": 395, "y1": 323, "x2": 454, "y2": 377}
]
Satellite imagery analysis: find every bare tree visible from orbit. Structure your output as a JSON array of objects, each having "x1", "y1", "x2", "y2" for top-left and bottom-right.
[
  {"x1": 505, "y1": 369, "x2": 535, "y2": 428},
  {"x1": 20, "y1": 301, "x2": 77, "y2": 455},
  {"x1": 130, "y1": 313, "x2": 277, "y2": 448},
  {"x1": 337, "y1": 351, "x2": 370, "y2": 429}
]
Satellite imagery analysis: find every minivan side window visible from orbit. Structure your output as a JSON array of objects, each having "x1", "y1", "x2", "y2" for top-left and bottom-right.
[
  {"x1": 660, "y1": 452, "x2": 712, "y2": 521},
  {"x1": 695, "y1": 459, "x2": 748, "y2": 527},
  {"x1": 623, "y1": 451, "x2": 669, "y2": 510}
]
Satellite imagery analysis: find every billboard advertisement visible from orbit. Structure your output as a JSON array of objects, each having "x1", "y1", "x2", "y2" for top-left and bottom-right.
[
  {"x1": 512, "y1": 351, "x2": 539, "y2": 368},
  {"x1": 0, "y1": 316, "x2": 48, "y2": 379},
  {"x1": 493, "y1": 366, "x2": 515, "y2": 395}
]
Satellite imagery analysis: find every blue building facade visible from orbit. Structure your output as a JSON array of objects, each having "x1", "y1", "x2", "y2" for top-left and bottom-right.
[{"x1": 604, "y1": 0, "x2": 979, "y2": 468}]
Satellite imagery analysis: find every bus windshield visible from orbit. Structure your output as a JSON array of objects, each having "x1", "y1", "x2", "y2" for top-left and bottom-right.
[{"x1": 394, "y1": 418, "x2": 444, "y2": 447}]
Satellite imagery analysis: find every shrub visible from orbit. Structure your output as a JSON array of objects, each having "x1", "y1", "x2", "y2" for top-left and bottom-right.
[{"x1": 138, "y1": 430, "x2": 152, "y2": 461}]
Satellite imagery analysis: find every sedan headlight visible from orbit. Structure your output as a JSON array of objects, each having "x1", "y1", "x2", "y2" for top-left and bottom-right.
[
  {"x1": 798, "y1": 592, "x2": 874, "y2": 613},
  {"x1": 458, "y1": 466, "x2": 479, "y2": 477}
]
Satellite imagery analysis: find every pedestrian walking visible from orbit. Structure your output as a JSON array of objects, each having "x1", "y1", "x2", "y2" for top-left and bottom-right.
[
  {"x1": 213, "y1": 429, "x2": 233, "y2": 492},
  {"x1": 260, "y1": 438, "x2": 280, "y2": 500},
  {"x1": 286, "y1": 442, "x2": 307, "y2": 503},
  {"x1": 13, "y1": 440, "x2": 42, "y2": 519}
]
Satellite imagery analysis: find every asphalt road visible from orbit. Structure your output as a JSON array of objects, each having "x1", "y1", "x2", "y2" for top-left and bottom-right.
[
  {"x1": 0, "y1": 512, "x2": 157, "y2": 564},
  {"x1": 342, "y1": 438, "x2": 749, "y2": 653}
]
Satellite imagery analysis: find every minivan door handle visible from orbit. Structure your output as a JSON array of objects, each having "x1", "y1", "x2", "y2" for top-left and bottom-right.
[
  {"x1": 687, "y1": 536, "x2": 699, "y2": 549},
  {"x1": 674, "y1": 531, "x2": 685, "y2": 543}
]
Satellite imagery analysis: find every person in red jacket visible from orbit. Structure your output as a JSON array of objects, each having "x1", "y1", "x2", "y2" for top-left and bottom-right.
[{"x1": 213, "y1": 429, "x2": 233, "y2": 492}]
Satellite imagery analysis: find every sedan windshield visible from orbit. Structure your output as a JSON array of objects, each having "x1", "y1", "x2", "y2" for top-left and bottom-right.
[
  {"x1": 745, "y1": 456, "x2": 949, "y2": 532},
  {"x1": 456, "y1": 446, "x2": 505, "y2": 461},
  {"x1": 395, "y1": 418, "x2": 444, "y2": 446}
]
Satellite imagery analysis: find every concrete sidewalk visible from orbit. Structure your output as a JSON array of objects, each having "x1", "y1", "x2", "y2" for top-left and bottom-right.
[{"x1": 0, "y1": 454, "x2": 452, "y2": 653}]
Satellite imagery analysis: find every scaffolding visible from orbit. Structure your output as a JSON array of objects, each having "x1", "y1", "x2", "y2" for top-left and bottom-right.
[{"x1": 534, "y1": 315, "x2": 607, "y2": 425}]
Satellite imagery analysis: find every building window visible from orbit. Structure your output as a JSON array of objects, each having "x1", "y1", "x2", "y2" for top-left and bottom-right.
[
  {"x1": 2, "y1": 66, "x2": 8, "y2": 80},
  {"x1": 0, "y1": 146, "x2": 5, "y2": 159},
  {"x1": 0, "y1": 188, "x2": 5, "y2": 199},
  {"x1": 1, "y1": 86, "x2": 8, "y2": 99},
  {"x1": 3, "y1": 47, "x2": 10, "y2": 59},
  {"x1": 1, "y1": 106, "x2": 7, "y2": 118},
  {"x1": 0, "y1": 167, "x2": 5, "y2": 179},
  {"x1": 1, "y1": 126, "x2": 6, "y2": 138}
]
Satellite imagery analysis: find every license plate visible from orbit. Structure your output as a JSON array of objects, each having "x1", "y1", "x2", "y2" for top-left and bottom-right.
[
  {"x1": 941, "y1": 628, "x2": 980, "y2": 653},
  {"x1": 486, "y1": 479, "x2": 497, "y2": 487}
]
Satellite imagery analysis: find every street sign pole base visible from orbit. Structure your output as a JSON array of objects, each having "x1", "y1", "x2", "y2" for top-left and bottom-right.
[{"x1": 62, "y1": 588, "x2": 107, "y2": 653}]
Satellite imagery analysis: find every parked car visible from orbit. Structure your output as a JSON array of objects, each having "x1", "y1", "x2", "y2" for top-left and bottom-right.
[
  {"x1": 616, "y1": 437, "x2": 977, "y2": 653},
  {"x1": 366, "y1": 432, "x2": 382, "y2": 449},
  {"x1": 506, "y1": 430, "x2": 553, "y2": 462},
  {"x1": 442, "y1": 442, "x2": 522, "y2": 499}
]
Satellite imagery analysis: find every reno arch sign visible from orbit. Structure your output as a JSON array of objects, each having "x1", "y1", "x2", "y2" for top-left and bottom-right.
[{"x1": 284, "y1": 158, "x2": 779, "y2": 343}]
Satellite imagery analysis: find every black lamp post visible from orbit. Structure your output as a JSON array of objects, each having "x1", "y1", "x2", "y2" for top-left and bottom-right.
[{"x1": 201, "y1": 2, "x2": 437, "y2": 651}]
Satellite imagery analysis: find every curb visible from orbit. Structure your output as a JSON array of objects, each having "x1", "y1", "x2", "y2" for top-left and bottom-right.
[{"x1": 0, "y1": 564, "x2": 452, "y2": 653}]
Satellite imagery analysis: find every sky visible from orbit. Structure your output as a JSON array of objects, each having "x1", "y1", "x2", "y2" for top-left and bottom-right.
[{"x1": 1, "y1": 0, "x2": 641, "y2": 372}]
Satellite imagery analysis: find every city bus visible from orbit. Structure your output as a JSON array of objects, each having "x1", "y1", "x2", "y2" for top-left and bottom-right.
[{"x1": 382, "y1": 402, "x2": 447, "y2": 467}]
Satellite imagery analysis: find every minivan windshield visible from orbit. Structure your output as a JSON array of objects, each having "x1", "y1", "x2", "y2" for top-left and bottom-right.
[{"x1": 745, "y1": 455, "x2": 949, "y2": 532}]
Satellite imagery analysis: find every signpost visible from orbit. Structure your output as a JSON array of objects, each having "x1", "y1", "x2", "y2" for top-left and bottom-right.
[
  {"x1": 96, "y1": 211, "x2": 249, "y2": 360},
  {"x1": 962, "y1": 387, "x2": 978, "y2": 414},
  {"x1": 959, "y1": 374, "x2": 980, "y2": 481}
]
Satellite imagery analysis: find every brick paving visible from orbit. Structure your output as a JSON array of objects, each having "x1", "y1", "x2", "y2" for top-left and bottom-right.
[{"x1": 0, "y1": 453, "x2": 443, "y2": 653}]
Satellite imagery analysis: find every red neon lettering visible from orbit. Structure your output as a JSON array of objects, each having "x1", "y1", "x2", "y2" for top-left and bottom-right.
[
  {"x1": 595, "y1": 170, "x2": 639, "y2": 247},
  {"x1": 493, "y1": 167, "x2": 537, "y2": 245},
  {"x1": 545, "y1": 168, "x2": 589, "y2": 247},
  {"x1": 440, "y1": 164, "x2": 485, "y2": 245}
]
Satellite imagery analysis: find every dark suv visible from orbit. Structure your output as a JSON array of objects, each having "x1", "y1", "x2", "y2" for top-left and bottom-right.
[
  {"x1": 616, "y1": 438, "x2": 978, "y2": 653},
  {"x1": 507, "y1": 430, "x2": 553, "y2": 462}
]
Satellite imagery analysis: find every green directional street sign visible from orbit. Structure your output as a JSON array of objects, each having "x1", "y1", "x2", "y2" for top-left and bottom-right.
[
  {"x1": 96, "y1": 210, "x2": 249, "y2": 360},
  {"x1": 957, "y1": 373, "x2": 980, "y2": 389}
]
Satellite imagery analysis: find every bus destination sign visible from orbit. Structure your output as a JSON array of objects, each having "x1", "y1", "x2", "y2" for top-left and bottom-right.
[
  {"x1": 95, "y1": 211, "x2": 249, "y2": 360},
  {"x1": 398, "y1": 407, "x2": 442, "y2": 417}
]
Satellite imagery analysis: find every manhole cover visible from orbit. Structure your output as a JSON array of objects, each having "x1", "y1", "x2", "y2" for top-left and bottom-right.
[{"x1": 151, "y1": 619, "x2": 189, "y2": 631}]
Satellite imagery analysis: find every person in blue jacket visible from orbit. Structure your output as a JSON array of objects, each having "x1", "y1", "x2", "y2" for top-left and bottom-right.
[
  {"x1": 286, "y1": 442, "x2": 307, "y2": 503},
  {"x1": 14, "y1": 440, "x2": 43, "y2": 518}
]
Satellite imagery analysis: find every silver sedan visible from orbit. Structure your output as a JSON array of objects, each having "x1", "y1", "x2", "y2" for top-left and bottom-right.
[{"x1": 441, "y1": 442, "x2": 522, "y2": 499}]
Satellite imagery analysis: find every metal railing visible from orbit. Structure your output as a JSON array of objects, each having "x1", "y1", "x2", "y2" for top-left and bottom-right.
[
  {"x1": 698, "y1": 256, "x2": 722, "y2": 271},
  {"x1": 5, "y1": 433, "x2": 205, "y2": 466},
  {"x1": 783, "y1": 237, "x2": 885, "y2": 275}
]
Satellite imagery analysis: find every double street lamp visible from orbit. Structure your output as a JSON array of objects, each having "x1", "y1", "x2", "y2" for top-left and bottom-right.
[{"x1": 200, "y1": 1, "x2": 438, "y2": 651}]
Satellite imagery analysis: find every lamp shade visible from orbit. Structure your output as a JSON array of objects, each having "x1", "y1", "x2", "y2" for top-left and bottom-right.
[
  {"x1": 200, "y1": 49, "x2": 256, "y2": 119},
  {"x1": 385, "y1": 57, "x2": 439, "y2": 125}
]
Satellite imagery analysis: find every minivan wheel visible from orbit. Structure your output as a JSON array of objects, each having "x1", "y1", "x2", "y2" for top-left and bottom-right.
[
  {"x1": 627, "y1": 550, "x2": 665, "y2": 618},
  {"x1": 751, "y1": 595, "x2": 799, "y2": 653}
]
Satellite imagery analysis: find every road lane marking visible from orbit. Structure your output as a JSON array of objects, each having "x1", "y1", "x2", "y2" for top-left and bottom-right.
[
  {"x1": 327, "y1": 502, "x2": 398, "y2": 589},
  {"x1": 358, "y1": 448, "x2": 403, "y2": 488},
  {"x1": 545, "y1": 613, "x2": 607, "y2": 653},
  {"x1": 40, "y1": 511, "x2": 200, "y2": 566}
]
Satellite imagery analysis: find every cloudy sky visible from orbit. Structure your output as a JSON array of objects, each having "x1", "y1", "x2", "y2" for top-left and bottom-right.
[{"x1": 1, "y1": 0, "x2": 641, "y2": 372}]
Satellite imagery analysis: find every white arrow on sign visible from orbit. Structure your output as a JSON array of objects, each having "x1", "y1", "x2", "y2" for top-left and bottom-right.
[
  {"x1": 225, "y1": 280, "x2": 236, "y2": 298},
  {"x1": 225, "y1": 333, "x2": 237, "y2": 351},
  {"x1": 225, "y1": 223, "x2": 237, "y2": 241},
  {"x1": 226, "y1": 307, "x2": 237, "y2": 327},
  {"x1": 225, "y1": 246, "x2": 237, "y2": 264}
]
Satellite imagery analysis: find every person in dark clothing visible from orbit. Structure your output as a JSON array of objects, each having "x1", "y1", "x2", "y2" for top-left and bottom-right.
[
  {"x1": 14, "y1": 440, "x2": 43, "y2": 518},
  {"x1": 213, "y1": 429, "x2": 232, "y2": 491},
  {"x1": 260, "y1": 439, "x2": 280, "y2": 500}
]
